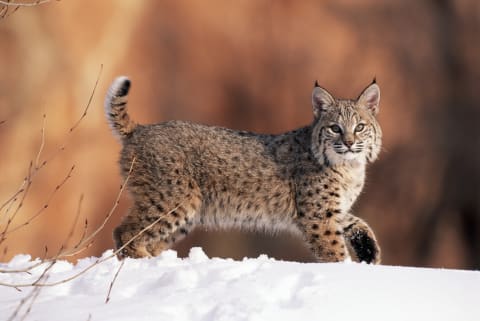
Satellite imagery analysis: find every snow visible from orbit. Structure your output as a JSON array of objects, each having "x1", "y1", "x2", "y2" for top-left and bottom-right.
[{"x1": 1, "y1": 248, "x2": 479, "y2": 321}]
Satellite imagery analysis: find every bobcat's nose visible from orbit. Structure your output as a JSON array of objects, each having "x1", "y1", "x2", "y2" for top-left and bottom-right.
[{"x1": 343, "y1": 139, "x2": 354, "y2": 148}]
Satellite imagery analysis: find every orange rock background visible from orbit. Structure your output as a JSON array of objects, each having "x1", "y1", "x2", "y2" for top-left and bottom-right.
[{"x1": 0, "y1": 0, "x2": 479, "y2": 269}]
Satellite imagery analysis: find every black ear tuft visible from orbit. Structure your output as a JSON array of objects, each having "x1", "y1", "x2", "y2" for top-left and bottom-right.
[
  {"x1": 357, "y1": 80, "x2": 380, "y2": 115},
  {"x1": 312, "y1": 85, "x2": 335, "y2": 118},
  {"x1": 314, "y1": 80, "x2": 320, "y2": 88},
  {"x1": 372, "y1": 77, "x2": 377, "y2": 84}
]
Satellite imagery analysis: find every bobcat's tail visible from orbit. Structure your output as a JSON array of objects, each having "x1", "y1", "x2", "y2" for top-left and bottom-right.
[{"x1": 104, "y1": 76, "x2": 137, "y2": 138}]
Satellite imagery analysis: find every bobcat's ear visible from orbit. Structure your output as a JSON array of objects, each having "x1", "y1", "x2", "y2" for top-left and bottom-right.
[
  {"x1": 312, "y1": 81, "x2": 335, "y2": 119},
  {"x1": 357, "y1": 79, "x2": 380, "y2": 115}
]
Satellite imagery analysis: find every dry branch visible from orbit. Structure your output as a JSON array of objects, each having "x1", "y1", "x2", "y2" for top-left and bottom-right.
[
  {"x1": 0, "y1": 65, "x2": 103, "y2": 246},
  {"x1": 0, "y1": 162, "x2": 34, "y2": 245},
  {"x1": 69, "y1": 64, "x2": 103, "y2": 133},
  {"x1": 0, "y1": 156, "x2": 134, "y2": 276},
  {"x1": 2, "y1": 165, "x2": 75, "y2": 237},
  {"x1": 0, "y1": 201, "x2": 183, "y2": 288},
  {"x1": 105, "y1": 259, "x2": 125, "y2": 303},
  {"x1": 7, "y1": 273, "x2": 48, "y2": 321},
  {"x1": 0, "y1": 0, "x2": 52, "y2": 6},
  {"x1": 65, "y1": 194, "x2": 84, "y2": 246},
  {"x1": 34, "y1": 114, "x2": 46, "y2": 170},
  {"x1": 62, "y1": 158, "x2": 134, "y2": 258},
  {"x1": 0, "y1": 0, "x2": 54, "y2": 19},
  {"x1": 0, "y1": 3, "x2": 19, "y2": 18},
  {"x1": 0, "y1": 64, "x2": 115, "y2": 321}
]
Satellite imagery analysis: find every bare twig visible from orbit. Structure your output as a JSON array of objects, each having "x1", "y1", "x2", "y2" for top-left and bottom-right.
[
  {"x1": 34, "y1": 114, "x2": 46, "y2": 170},
  {"x1": 0, "y1": 64, "x2": 120, "y2": 320},
  {"x1": 0, "y1": 246, "x2": 47, "y2": 274},
  {"x1": 0, "y1": 155, "x2": 134, "y2": 276},
  {"x1": 64, "y1": 194, "x2": 84, "y2": 247},
  {"x1": 37, "y1": 64, "x2": 103, "y2": 170},
  {"x1": 0, "y1": 163, "x2": 33, "y2": 244},
  {"x1": 1, "y1": 133, "x2": 53, "y2": 243},
  {"x1": 0, "y1": 246, "x2": 8, "y2": 261},
  {"x1": 0, "y1": 0, "x2": 18, "y2": 18},
  {"x1": 105, "y1": 259, "x2": 125, "y2": 303},
  {"x1": 0, "y1": 188, "x2": 24, "y2": 218},
  {"x1": 69, "y1": 64, "x2": 103, "y2": 133},
  {"x1": 0, "y1": 0, "x2": 52, "y2": 7},
  {"x1": 7, "y1": 287, "x2": 37, "y2": 321},
  {"x1": 0, "y1": 65, "x2": 102, "y2": 244},
  {"x1": 71, "y1": 218, "x2": 89, "y2": 254},
  {"x1": 0, "y1": 202, "x2": 183, "y2": 288},
  {"x1": 31, "y1": 257, "x2": 56, "y2": 286},
  {"x1": 18, "y1": 283, "x2": 43, "y2": 321},
  {"x1": 61, "y1": 157, "x2": 134, "y2": 258},
  {"x1": 7, "y1": 274, "x2": 48, "y2": 321},
  {"x1": 0, "y1": 0, "x2": 52, "y2": 19},
  {"x1": 5, "y1": 165, "x2": 75, "y2": 236}
]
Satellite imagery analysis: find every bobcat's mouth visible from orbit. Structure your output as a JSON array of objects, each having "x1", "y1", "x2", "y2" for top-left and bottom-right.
[
  {"x1": 336, "y1": 149, "x2": 360, "y2": 155},
  {"x1": 332, "y1": 147, "x2": 364, "y2": 162},
  {"x1": 334, "y1": 148, "x2": 362, "y2": 157}
]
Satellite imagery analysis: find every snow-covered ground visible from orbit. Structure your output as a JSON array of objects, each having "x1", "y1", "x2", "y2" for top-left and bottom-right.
[{"x1": 1, "y1": 248, "x2": 479, "y2": 321}]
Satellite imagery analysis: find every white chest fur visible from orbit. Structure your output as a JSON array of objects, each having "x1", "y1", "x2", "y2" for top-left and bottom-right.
[{"x1": 337, "y1": 162, "x2": 366, "y2": 212}]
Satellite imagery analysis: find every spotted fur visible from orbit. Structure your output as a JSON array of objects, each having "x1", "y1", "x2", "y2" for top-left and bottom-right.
[{"x1": 106, "y1": 77, "x2": 382, "y2": 263}]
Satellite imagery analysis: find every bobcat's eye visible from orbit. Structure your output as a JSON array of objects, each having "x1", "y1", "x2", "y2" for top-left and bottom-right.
[
  {"x1": 355, "y1": 124, "x2": 365, "y2": 132},
  {"x1": 330, "y1": 125, "x2": 342, "y2": 134}
]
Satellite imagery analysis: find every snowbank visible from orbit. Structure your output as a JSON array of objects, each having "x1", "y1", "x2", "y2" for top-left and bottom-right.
[{"x1": 1, "y1": 248, "x2": 479, "y2": 321}]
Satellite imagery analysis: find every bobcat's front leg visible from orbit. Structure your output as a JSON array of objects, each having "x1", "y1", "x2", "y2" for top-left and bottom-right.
[
  {"x1": 342, "y1": 213, "x2": 381, "y2": 264},
  {"x1": 296, "y1": 207, "x2": 351, "y2": 262}
]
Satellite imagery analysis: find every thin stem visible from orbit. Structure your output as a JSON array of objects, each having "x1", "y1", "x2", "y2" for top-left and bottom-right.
[
  {"x1": 0, "y1": 0, "x2": 52, "y2": 7},
  {"x1": 105, "y1": 259, "x2": 125, "y2": 303}
]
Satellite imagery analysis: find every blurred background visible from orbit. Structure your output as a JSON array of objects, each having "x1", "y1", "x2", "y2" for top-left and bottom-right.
[{"x1": 0, "y1": 0, "x2": 479, "y2": 269}]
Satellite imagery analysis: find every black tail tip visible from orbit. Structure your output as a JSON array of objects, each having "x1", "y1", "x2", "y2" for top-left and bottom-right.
[{"x1": 117, "y1": 78, "x2": 131, "y2": 96}]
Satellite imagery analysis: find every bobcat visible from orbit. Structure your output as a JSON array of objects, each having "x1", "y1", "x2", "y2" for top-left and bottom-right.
[{"x1": 106, "y1": 76, "x2": 382, "y2": 263}]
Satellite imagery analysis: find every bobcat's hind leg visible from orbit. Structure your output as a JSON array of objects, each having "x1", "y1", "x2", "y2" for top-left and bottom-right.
[
  {"x1": 342, "y1": 213, "x2": 381, "y2": 264},
  {"x1": 114, "y1": 189, "x2": 202, "y2": 259}
]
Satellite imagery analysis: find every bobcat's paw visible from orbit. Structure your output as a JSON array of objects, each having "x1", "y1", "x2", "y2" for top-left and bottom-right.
[{"x1": 348, "y1": 229, "x2": 381, "y2": 264}]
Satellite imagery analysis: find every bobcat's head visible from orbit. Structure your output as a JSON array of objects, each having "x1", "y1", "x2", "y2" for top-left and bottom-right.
[{"x1": 311, "y1": 80, "x2": 382, "y2": 167}]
